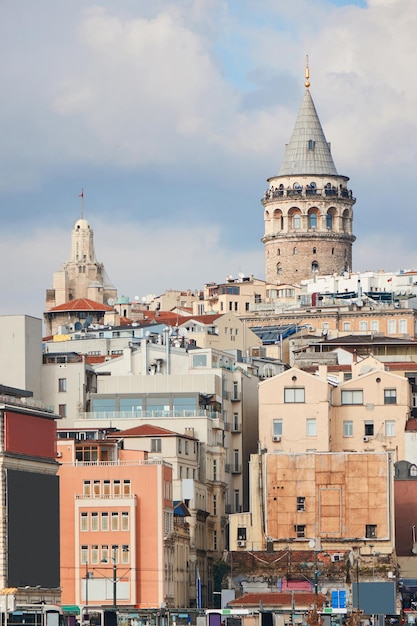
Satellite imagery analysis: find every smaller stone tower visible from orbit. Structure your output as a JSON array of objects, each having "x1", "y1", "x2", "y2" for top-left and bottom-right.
[
  {"x1": 262, "y1": 60, "x2": 356, "y2": 285},
  {"x1": 46, "y1": 208, "x2": 117, "y2": 310}
]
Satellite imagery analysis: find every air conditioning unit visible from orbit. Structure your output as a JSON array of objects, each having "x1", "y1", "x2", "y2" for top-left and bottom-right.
[
  {"x1": 363, "y1": 436, "x2": 370, "y2": 442},
  {"x1": 237, "y1": 540, "x2": 246, "y2": 548},
  {"x1": 331, "y1": 553, "x2": 343, "y2": 562},
  {"x1": 273, "y1": 435, "x2": 281, "y2": 442}
]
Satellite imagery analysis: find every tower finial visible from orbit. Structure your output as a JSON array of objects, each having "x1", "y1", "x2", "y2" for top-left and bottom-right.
[{"x1": 305, "y1": 54, "x2": 310, "y2": 89}]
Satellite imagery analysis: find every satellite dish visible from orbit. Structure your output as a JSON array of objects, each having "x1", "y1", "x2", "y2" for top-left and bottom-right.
[
  {"x1": 308, "y1": 539, "x2": 316, "y2": 549},
  {"x1": 107, "y1": 298, "x2": 115, "y2": 306},
  {"x1": 178, "y1": 328, "x2": 188, "y2": 337},
  {"x1": 411, "y1": 542, "x2": 417, "y2": 555}
]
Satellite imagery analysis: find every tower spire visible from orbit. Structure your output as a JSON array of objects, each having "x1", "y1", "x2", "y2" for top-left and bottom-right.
[{"x1": 305, "y1": 54, "x2": 310, "y2": 89}]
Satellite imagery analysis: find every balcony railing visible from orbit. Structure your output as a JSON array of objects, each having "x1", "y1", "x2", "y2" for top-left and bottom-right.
[
  {"x1": 80, "y1": 408, "x2": 222, "y2": 420},
  {"x1": 263, "y1": 186, "x2": 354, "y2": 202}
]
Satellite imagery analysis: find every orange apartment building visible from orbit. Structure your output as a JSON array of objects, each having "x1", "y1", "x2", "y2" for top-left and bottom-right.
[{"x1": 57, "y1": 438, "x2": 175, "y2": 610}]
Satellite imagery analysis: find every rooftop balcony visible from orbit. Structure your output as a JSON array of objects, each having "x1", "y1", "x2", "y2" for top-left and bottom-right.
[{"x1": 79, "y1": 408, "x2": 223, "y2": 421}]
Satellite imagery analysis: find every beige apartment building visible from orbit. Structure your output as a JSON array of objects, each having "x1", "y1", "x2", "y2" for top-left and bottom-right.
[{"x1": 258, "y1": 356, "x2": 410, "y2": 459}]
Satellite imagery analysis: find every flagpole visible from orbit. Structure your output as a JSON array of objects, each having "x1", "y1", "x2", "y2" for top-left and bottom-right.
[{"x1": 79, "y1": 189, "x2": 84, "y2": 218}]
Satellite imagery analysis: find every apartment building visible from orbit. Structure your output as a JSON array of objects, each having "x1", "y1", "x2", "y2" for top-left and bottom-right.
[
  {"x1": 258, "y1": 356, "x2": 410, "y2": 459},
  {"x1": 57, "y1": 438, "x2": 175, "y2": 609}
]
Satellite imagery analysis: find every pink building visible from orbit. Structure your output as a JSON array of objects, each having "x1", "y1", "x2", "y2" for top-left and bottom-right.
[{"x1": 58, "y1": 437, "x2": 174, "y2": 609}]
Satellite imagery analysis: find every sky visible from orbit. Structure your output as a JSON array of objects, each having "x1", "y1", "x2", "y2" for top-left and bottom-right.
[{"x1": 1, "y1": 0, "x2": 417, "y2": 319}]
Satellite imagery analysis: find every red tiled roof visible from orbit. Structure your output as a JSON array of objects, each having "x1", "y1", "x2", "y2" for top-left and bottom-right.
[
  {"x1": 107, "y1": 424, "x2": 190, "y2": 438},
  {"x1": 48, "y1": 298, "x2": 114, "y2": 312},
  {"x1": 228, "y1": 592, "x2": 325, "y2": 608},
  {"x1": 84, "y1": 355, "x2": 119, "y2": 364},
  {"x1": 406, "y1": 419, "x2": 417, "y2": 431}
]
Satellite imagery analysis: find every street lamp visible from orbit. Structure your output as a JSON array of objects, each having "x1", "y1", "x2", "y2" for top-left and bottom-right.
[{"x1": 102, "y1": 546, "x2": 128, "y2": 610}]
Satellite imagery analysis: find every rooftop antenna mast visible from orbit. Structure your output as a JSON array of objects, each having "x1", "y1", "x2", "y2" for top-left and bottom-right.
[
  {"x1": 79, "y1": 188, "x2": 85, "y2": 219},
  {"x1": 305, "y1": 54, "x2": 310, "y2": 89}
]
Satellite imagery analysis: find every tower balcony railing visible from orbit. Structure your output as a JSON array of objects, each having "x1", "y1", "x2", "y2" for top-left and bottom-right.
[{"x1": 263, "y1": 186, "x2": 354, "y2": 202}]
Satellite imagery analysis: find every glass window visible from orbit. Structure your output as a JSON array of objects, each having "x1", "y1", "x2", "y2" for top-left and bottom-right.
[
  {"x1": 80, "y1": 512, "x2": 88, "y2": 532},
  {"x1": 343, "y1": 322, "x2": 351, "y2": 331},
  {"x1": 306, "y1": 418, "x2": 316, "y2": 437},
  {"x1": 92, "y1": 398, "x2": 116, "y2": 413},
  {"x1": 58, "y1": 378, "x2": 67, "y2": 392},
  {"x1": 91, "y1": 545, "x2": 99, "y2": 564},
  {"x1": 119, "y1": 398, "x2": 142, "y2": 413},
  {"x1": 366, "y1": 524, "x2": 377, "y2": 538},
  {"x1": 185, "y1": 440, "x2": 189, "y2": 455},
  {"x1": 295, "y1": 525, "x2": 305, "y2": 538},
  {"x1": 103, "y1": 480, "x2": 111, "y2": 496},
  {"x1": 193, "y1": 354, "x2": 207, "y2": 367},
  {"x1": 237, "y1": 527, "x2": 247, "y2": 540},
  {"x1": 113, "y1": 480, "x2": 121, "y2": 496},
  {"x1": 101, "y1": 512, "x2": 109, "y2": 531},
  {"x1": 399, "y1": 319, "x2": 407, "y2": 334},
  {"x1": 385, "y1": 421, "x2": 395, "y2": 437},
  {"x1": 359, "y1": 321, "x2": 368, "y2": 331},
  {"x1": 151, "y1": 438, "x2": 162, "y2": 452},
  {"x1": 343, "y1": 420, "x2": 353, "y2": 437},
  {"x1": 147, "y1": 398, "x2": 169, "y2": 415},
  {"x1": 284, "y1": 388, "x2": 305, "y2": 403},
  {"x1": 81, "y1": 546, "x2": 88, "y2": 565},
  {"x1": 123, "y1": 480, "x2": 131, "y2": 495},
  {"x1": 178, "y1": 438, "x2": 182, "y2": 453},
  {"x1": 293, "y1": 214, "x2": 301, "y2": 229},
  {"x1": 91, "y1": 512, "x2": 98, "y2": 531},
  {"x1": 101, "y1": 545, "x2": 109, "y2": 563},
  {"x1": 173, "y1": 397, "x2": 197, "y2": 415},
  {"x1": 121, "y1": 512, "x2": 129, "y2": 531},
  {"x1": 111, "y1": 512, "x2": 119, "y2": 531},
  {"x1": 384, "y1": 389, "x2": 397, "y2": 404},
  {"x1": 341, "y1": 390, "x2": 363, "y2": 405},
  {"x1": 83, "y1": 481, "x2": 91, "y2": 496},
  {"x1": 122, "y1": 545, "x2": 129, "y2": 564},
  {"x1": 297, "y1": 497, "x2": 305, "y2": 511},
  {"x1": 365, "y1": 421, "x2": 374, "y2": 436},
  {"x1": 273, "y1": 419, "x2": 283, "y2": 436},
  {"x1": 370, "y1": 320, "x2": 379, "y2": 332},
  {"x1": 387, "y1": 319, "x2": 396, "y2": 334},
  {"x1": 410, "y1": 465, "x2": 417, "y2": 477},
  {"x1": 58, "y1": 404, "x2": 67, "y2": 417},
  {"x1": 326, "y1": 213, "x2": 332, "y2": 229},
  {"x1": 309, "y1": 213, "x2": 317, "y2": 228}
]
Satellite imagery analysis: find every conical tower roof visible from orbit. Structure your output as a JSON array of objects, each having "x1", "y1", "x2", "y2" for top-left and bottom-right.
[{"x1": 278, "y1": 88, "x2": 338, "y2": 176}]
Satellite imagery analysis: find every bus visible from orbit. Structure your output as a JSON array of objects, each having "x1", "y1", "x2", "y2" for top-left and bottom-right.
[{"x1": 4, "y1": 604, "x2": 65, "y2": 626}]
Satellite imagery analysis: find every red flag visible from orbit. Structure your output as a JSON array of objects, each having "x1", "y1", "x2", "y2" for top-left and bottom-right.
[
  {"x1": 79, "y1": 189, "x2": 84, "y2": 198},
  {"x1": 387, "y1": 278, "x2": 392, "y2": 282}
]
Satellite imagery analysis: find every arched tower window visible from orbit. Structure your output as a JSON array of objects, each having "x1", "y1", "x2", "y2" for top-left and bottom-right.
[
  {"x1": 313, "y1": 247, "x2": 317, "y2": 255},
  {"x1": 309, "y1": 213, "x2": 317, "y2": 228},
  {"x1": 277, "y1": 263, "x2": 282, "y2": 276},
  {"x1": 326, "y1": 213, "x2": 332, "y2": 229},
  {"x1": 410, "y1": 465, "x2": 417, "y2": 477},
  {"x1": 312, "y1": 261, "x2": 319, "y2": 273},
  {"x1": 293, "y1": 247, "x2": 298, "y2": 255},
  {"x1": 277, "y1": 248, "x2": 280, "y2": 256}
]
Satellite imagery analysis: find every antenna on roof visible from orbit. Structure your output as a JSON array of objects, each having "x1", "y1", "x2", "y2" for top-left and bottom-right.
[
  {"x1": 305, "y1": 54, "x2": 310, "y2": 89},
  {"x1": 79, "y1": 189, "x2": 84, "y2": 219}
]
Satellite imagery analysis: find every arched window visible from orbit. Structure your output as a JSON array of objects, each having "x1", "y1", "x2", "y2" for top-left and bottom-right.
[
  {"x1": 326, "y1": 213, "x2": 332, "y2": 229},
  {"x1": 293, "y1": 214, "x2": 301, "y2": 229},
  {"x1": 313, "y1": 247, "x2": 317, "y2": 255},
  {"x1": 332, "y1": 247, "x2": 335, "y2": 255},
  {"x1": 277, "y1": 248, "x2": 280, "y2": 256},
  {"x1": 309, "y1": 213, "x2": 317, "y2": 228},
  {"x1": 293, "y1": 247, "x2": 298, "y2": 255},
  {"x1": 277, "y1": 263, "x2": 282, "y2": 276},
  {"x1": 312, "y1": 261, "x2": 319, "y2": 273},
  {"x1": 410, "y1": 465, "x2": 417, "y2": 477}
]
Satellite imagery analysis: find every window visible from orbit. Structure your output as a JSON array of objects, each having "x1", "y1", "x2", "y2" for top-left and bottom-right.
[
  {"x1": 178, "y1": 439, "x2": 182, "y2": 453},
  {"x1": 341, "y1": 390, "x2": 363, "y2": 405},
  {"x1": 233, "y1": 413, "x2": 240, "y2": 431},
  {"x1": 306, "y1": 418, "x2": 317, "y2": 437},
  {"x1": 297, "y1": 497, "x2": 305, "y2": 511},
  {"x1": 101, "y1": 545, "x2": 109, "y2": 563},
  {"x1": 185, "y1": 440, "x2": 189, "y2": 455},
  {"x1": 384, "y1": 389, "x2": 397, "y2": 405},
  {"x1": 293, "y1": 214, "x2": 301, "y2": 229},
  {"x1": 237, "y1": 527, "x2": 247, "y2": 541},
  {"x1": 359, "y1": 321, "x2": 368, "y2": 331},
  {"x1": 326, "y1": 213, "x2": 332, "y2": 229},
  {"x1": 366, "y1": 524, "x2": 377, "y2": 538},
  {"x1": 58, "y1": 378, "x2": 67, "y2": 392},
  {"x1": 293, "y1": 247, "x2": 298, "y2": 255},
  {"x1": 93, "y1": 480, "x2": 100, "y2": 496},
  {"x1": 273, "y1": 419, "x2": 283, "y2": 436},
  {"x1": 123, "y1": 480, "x2": 131, "y2": 495},
  {"x1": 343, "y1": 322, "x2": 351, "y2": 331},
  {"x1": 385, "y1": 421, "x2": 395, "y2": 437},
  {"x1": 295, "y1": 525, "x2": 306, "y2": 538},
  {"x1": 113, "y1": 480, "x2": 121, "y2": 496},
  {"x1": 193, "y1": 354, "x2": 207, "y2": 367},
  {"x1": 213, "y1": 459, "x2": 217, "y2": 481},
  {"x1": 233, "y1": 449, "x2": 239, "y2": 472},
  {"x1": 410, "y1": 465, "x2": 417, "y2": 477},
  {"x1": 309, "y1": 213, "x2": 317, "y2": 228},
  {"x1": 284, "y1": 387, "x2": 305, "y2": 403},
  {"x1": 213, "y1": 495, "x2": 217, "y2": 516},
  {"x1": 213, "y1": 530, "x2": 218, "y2": 551},
  {"x1": 151, "y1": 438, "x2": 161, "y2": 452},
  {"x1": 343, "y1": 421, "x2": 353, "y2": 437},
  {"x1": 371, "y1": 320, "x2": 379, "y2": 332},
  {"x1": 101, "y1": 512, "x2": 109, "y2": 531},
  {"x1": 399, "y1": 319, "x2": 407, "y2": 334},
  {"x1": 104, "y1": 480, "x2": 111, "y2": 496},
  {"x1": 91, "y1": 545, "x2": 99, "y2": 564},
  {"x1": 121, "y1": 512, "x2": 129, "y2": 531},
  {"x1": 234, "y1": 490, "x2": 240, "y2": 512},
  {"x1": 387, "y1": 319, "x2": 396, "y2": 334},
  {"x1": 343, "y1": 373, "x2": 353, "y2": 381},
  {"x1": 111, "y1": 512, "x2": 119, "y2": 531},
  {"x1": 83, "y1": 481, "x2": 91, "y2": 496},
  {"x1": 58, "y1": 404, "x2": 67, "y2": 417},
  {"x1": 364, "y1": 421, "x2": 374, "y2": 436},
  {"x1": 81, "y1": 512, "x2": 88, "y2": 532},
  {"x1": 121, "y1": 545, "x2": 129, "y2": 564},
  {"x1": 91, "y1": 512, "x2": 98, "y2": 531},
  {"x1": 81, "y1": 546, "x2": 88, "y2": 565}
]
